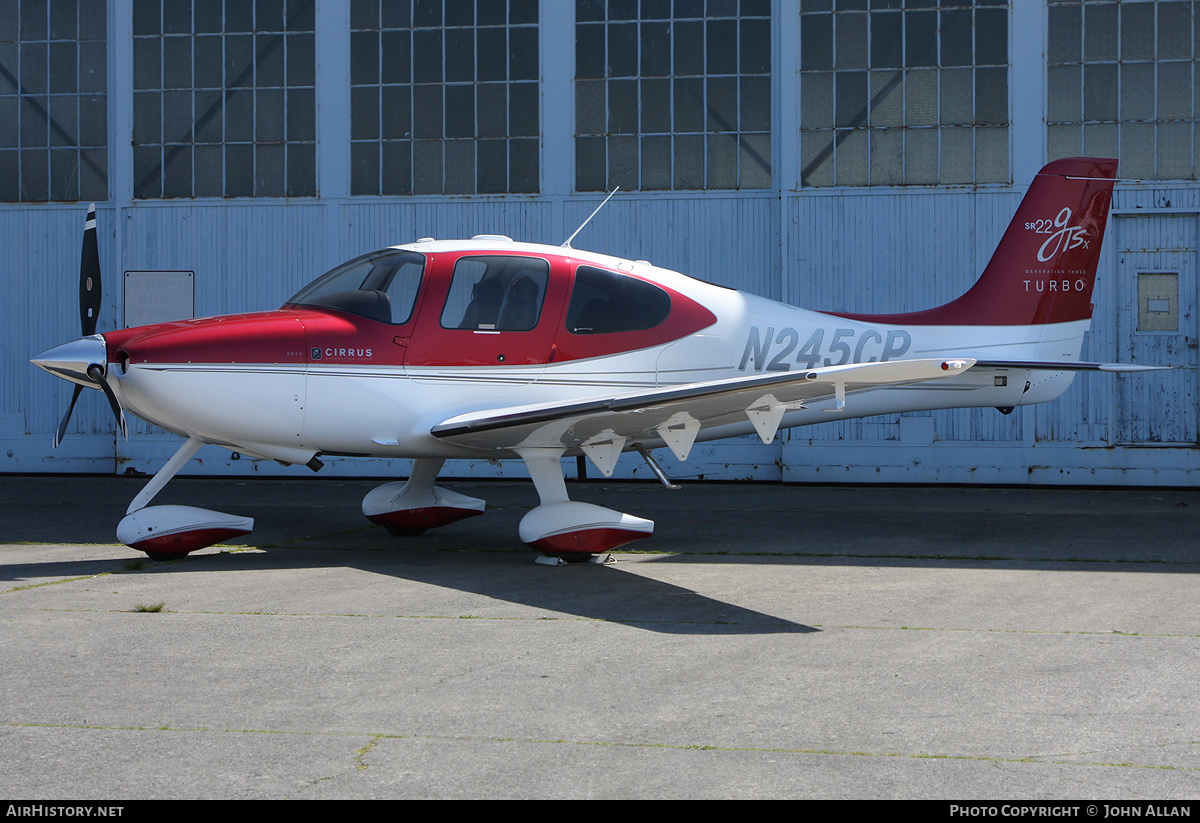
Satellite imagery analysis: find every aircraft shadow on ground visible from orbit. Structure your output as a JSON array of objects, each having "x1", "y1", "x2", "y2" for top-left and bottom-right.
[
  {"x1": 0, "y1": 547, "x2": 817, "y2": 636},
  {"x1": 5, "y1": 478, "x2": 1197, "y2": 635}
]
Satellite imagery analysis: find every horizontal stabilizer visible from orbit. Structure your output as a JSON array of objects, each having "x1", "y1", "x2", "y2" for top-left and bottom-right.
[{"x1": 975, "y1": 360, "x2": 1170, "y2": 373}]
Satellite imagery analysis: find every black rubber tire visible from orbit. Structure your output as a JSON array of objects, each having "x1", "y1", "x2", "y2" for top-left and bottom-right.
[
  {"x1": 546, "y1": 552, "x2": 597, "y2": 564},
  {"x1": 385, "y1": 525, "x2": 427, "y2": 537}
]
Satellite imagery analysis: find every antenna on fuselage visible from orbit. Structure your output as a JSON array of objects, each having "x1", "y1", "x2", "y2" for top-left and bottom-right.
[{"x1": 562, "y1": 187, "x2": 619, "y2": 249}]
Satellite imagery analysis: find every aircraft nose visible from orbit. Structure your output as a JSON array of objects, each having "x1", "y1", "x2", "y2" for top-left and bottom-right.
[{"x1": 31, "y1": 334, "x2": 108, "y2": 388}]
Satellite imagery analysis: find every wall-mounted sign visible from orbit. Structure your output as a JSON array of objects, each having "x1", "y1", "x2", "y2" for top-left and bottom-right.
[{"x1": 124, "y1": 271, "x2": 195, "y2": 328}]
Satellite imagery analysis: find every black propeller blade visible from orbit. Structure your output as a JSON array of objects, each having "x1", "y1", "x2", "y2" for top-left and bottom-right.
[
  {"x1": 54, "y1": 203, "x2": 126, "y2": 446},
  {"x1": 79, "y1": 203, "x2": 101, "y2": 336},
  {"x1": 88, "y1": 363, "x2": 128, "y2": 441},
  {"x1": 52, "y1": 385, "x2": 84, "y2": 449}
]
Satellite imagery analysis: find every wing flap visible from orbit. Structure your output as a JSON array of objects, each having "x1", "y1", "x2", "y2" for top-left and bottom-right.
[{"x1": 431, "y1": 357, "x2": 975, "y2": 455}]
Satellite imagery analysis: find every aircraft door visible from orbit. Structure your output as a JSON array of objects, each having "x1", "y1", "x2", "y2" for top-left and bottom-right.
[
  {"x1": 404, "y1": 253, "x2": 566, "y2": 381},
  {"x1": 1114, "y1": 215, "x2": 1198, "y2": 445}
]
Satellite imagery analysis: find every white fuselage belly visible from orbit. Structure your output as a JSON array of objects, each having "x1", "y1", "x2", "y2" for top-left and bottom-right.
[{"x1": 110, "y1": 296, "x2": 1089, "y2": 463}]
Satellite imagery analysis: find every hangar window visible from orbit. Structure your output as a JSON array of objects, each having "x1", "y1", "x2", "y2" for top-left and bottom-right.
[
  {"x1": 798, "y1": 0, "x2": 1010, "y2": 187},
  {"x1": 350, "y1": 0, "x2": 540, "y2": 195},
  {"x1": 441, "y1": 256, "x2": 550, "y2": 332},
  {"x1": 566, "y1": 266, "x2": 671, "y2": 334},
  {"x1": 574, "y1": 0, "x2": 772, "y2": 191},
  {"x1": 1138, "y1": 272, "x2": 1179, "y2": 332},
  {"x1": 287, "y1": 250, "x2": 425, "y2": 325},
  {"x1": 131, "y1": 0, "x2": 317, "y2": 199},
  {"x1": 1048, "y1": 0, "x2": 1197, "y2": 181},
  {"x1": 0, "y1": 1, "x2": 108, "y2": 202}
]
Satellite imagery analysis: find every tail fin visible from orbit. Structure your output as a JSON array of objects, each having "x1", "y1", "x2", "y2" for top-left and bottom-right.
[{"x1": 840, "y1": 157, "x2": 1118, "y2": 326}]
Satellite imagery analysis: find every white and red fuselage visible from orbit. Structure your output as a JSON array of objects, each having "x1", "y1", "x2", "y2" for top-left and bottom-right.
[
  {"x1": 33, "y1": 158, "x2": 1121, "y2": 559},
  {"x1": 100, "y1": 157, "x2": 1114, "y2": 464},
  {"x1": 98, "y1": 244, "x2": 1082, "y2": 467}
]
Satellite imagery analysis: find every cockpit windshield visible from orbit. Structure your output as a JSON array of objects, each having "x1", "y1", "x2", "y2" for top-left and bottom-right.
[{"x1": 286, "y1": 250, "x2": 425, "y2": 325}]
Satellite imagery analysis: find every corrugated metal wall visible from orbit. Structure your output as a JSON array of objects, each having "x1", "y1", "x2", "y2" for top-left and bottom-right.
[
  {"x1": 5, "y1": 186, "x2": 1198, "y2": 484},
  {"x1": 5, "y1": 1, "x2": 1196, "y2": 487}
]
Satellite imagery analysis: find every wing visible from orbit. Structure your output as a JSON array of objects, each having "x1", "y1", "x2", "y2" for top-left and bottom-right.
[{"x1": 431, "y1": 358, "x2": 975, "y2": 473}]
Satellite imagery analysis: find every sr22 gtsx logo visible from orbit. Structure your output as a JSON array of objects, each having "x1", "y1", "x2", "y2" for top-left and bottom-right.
[
  {"x1": 1027, "y1": 207, "x2": 1089, "y2": 262},
  {"x1": 739, "y1": 326, "x2": 912, "y2": 372}
]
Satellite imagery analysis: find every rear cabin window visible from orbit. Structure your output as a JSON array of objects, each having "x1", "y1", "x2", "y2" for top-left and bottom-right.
[
  {"x1": 287, "y1": 250, "x2": 424, "y2": 325},
  {"x1": 566, "y1": 266, "x2": 672, "y2": 334},
  {"x1": 441, "y1": 256, "x2": 550, "y2": 332}
]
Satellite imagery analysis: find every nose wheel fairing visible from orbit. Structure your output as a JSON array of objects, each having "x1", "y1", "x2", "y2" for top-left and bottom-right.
[
  {"x1": 117, "y1": 505, "x2": 253, "y2": 559},
  {"x1": 116, "y1": 436, "x2": 255, "y2": 559}
]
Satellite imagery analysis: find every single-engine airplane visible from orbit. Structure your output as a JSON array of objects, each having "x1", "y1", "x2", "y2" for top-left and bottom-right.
[{"x1": 32, "y1": 157, "x2": 1160, "y2": 563}]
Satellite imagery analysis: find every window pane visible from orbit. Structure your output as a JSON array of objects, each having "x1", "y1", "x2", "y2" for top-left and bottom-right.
[
  {"x1": 1121, "y1": 3, "x2": 1154, "y2": 62},
  {"x1": 1120, "y1": 63, "x2": 1154, "y2": 122},
  {"x1": 441, "y1": 257, "x2": 550, "y2": 332},
  {"x1": 870, "y1": 127, "x2": 902, "y2": 184},
  {"x1": 801, "y1": 14, "x2": 832, "y2": 70},
  {"x1": 836, "y1": 13, "x2": 867, "y2": 70},
  {"x1": 1158, "y1": 120, "x2": 1193, "y2": 179},
  {"x1": 975, "y1": 126, "x2": 1007, "y2": 183},
  {"x1": 800, "y1": 130, "x2": 835, "y2": 186},
  {"x1": 801, "y1": 72, "x2": 834, "y2": 129},
  {"x1": 1084, "y1": 2, "x2": 1118, "y2": 62},
  {"x1": 566, "y1": 266, "x2": 671, "y2": 334},
  {"x1": 836, "y1": 127, "x2": 868, "y2": 185},
  {"x1": 1121, "y1": 121, "x2": 1156, "y2": 180},
  {"x1": 940, "y1": 127, "x2": 972, "y2": 184}
]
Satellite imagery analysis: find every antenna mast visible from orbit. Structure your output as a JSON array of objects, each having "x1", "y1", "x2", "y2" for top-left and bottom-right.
[{"x1": 561, "y1": 188, "x2": 620, "y2": 249}]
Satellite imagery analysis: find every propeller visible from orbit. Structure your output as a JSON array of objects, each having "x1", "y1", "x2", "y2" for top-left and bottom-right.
[
  {"x1": 87, "y1": 362, "x2": 128, "y2": 442},
  {"x1": 52, "y1": 204, "x2": 126, "y2": 446},
  {"x1": 79, "y1": 203, "x2": 101, "y2": 336}
]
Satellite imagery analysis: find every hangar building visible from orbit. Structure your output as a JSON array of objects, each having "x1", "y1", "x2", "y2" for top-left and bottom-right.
[{"x1": 3, "y1": 0, "x2": 1198, "y2": 485}]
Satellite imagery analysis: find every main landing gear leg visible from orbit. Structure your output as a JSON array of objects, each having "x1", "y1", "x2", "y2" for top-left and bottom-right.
[
  {"x1": 517, "y1": 447, "x2": 653, "y2": 565},
  {"x1": 362, "y1": 458, "x2": 485, "y2": 536},
  {"x1": 116, "y1": 436, "x2": 254, "y2": 560}
]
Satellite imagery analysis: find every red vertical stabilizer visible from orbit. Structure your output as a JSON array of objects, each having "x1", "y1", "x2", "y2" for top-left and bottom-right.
[{"x1": 839, "y1": 157, "x2": 1118, "y2": 326}]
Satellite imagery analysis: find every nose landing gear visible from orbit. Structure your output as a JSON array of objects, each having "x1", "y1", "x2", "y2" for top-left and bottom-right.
[{"x1": 117, "y1": 436, "x2": 254, "y2": 559}]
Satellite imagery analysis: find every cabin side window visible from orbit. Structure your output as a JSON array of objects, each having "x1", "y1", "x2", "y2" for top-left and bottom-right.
[
  {"x1": 440, "y1": 256, "x2": 550, "y2": 332},
  {"x1": 566, "y1": 266, "x2": 671, "y2": 334},
  {"x1": 287, "y1": 250, "x2": 425, "y2": 325}
]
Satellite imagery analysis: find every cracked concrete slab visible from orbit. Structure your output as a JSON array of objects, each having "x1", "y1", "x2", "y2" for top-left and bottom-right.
[{"x1": 2, "y1": 477, "x2": 1198, "y2": 799}]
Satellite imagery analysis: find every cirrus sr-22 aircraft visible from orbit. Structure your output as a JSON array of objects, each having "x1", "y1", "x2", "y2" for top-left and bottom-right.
[{"x1": 32, "y1": 157, "x2": 1159, "y2": 564}]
